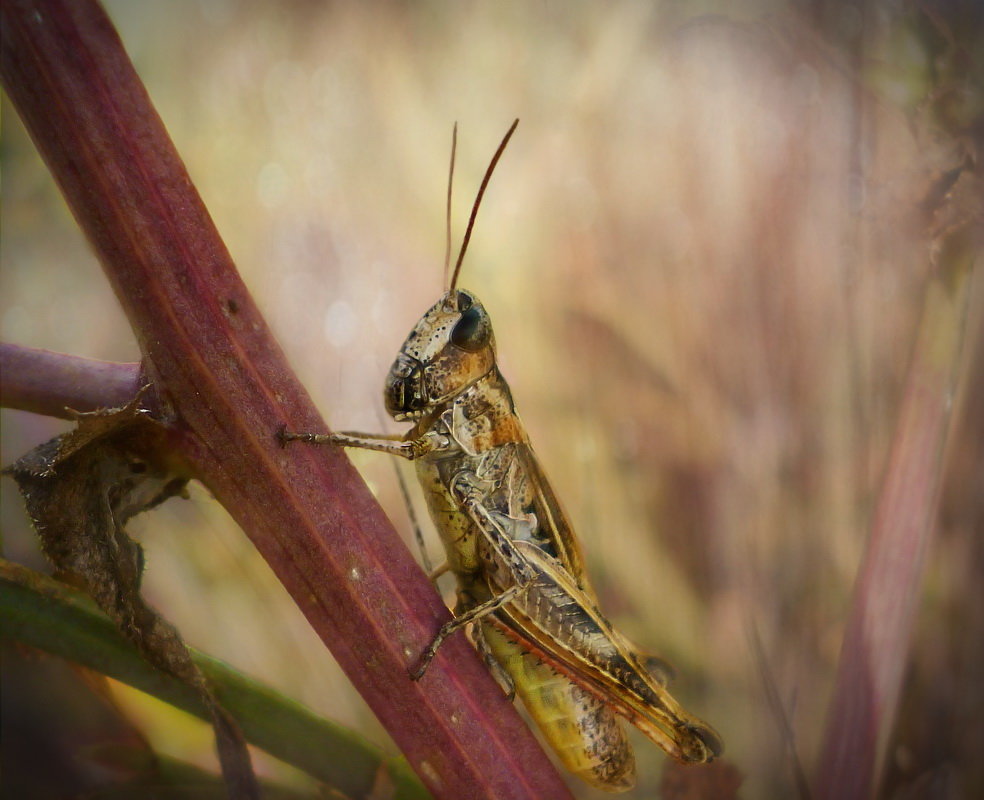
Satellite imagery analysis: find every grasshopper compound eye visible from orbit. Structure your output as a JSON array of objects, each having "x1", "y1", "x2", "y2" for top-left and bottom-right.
[{"x1": 450, "y1": 304, "x2": 488, "y2": 352}]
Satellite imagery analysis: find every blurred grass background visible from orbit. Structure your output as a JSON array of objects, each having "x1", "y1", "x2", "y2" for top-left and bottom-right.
[{"x1": 2, "y1": 1, "x2": 981, "y2": 798}]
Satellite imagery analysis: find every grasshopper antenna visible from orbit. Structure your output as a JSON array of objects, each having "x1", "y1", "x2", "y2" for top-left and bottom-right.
[
  {"x1": 448, "y1": 118, "x2": 519, "y2": 292},
  {"x1": 443, "y1": 123, "x2": 458, "y2": 292}
]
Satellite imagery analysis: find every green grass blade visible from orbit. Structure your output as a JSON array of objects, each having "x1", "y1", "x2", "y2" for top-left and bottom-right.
[{"x1": 0, "y1": 559, "x2": 430, "y2": 800}]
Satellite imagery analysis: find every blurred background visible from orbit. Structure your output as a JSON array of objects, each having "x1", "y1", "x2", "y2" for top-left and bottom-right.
[{"x1": 2, "y1": 1, "x2": 981, "y2": 798}]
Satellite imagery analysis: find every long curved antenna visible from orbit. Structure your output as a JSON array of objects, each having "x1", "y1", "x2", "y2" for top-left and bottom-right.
[
  {"x1": 448, "y1": 118, "x2": 519, "y2": 292},
  {"x1": 442, "y1": 123, "x2": 458, "y2": 292}
]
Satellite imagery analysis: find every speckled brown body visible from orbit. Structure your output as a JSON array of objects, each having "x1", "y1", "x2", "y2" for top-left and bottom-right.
[
  {"x1": 290, "y1": 288, "x2": 722, "y2": 790},
  {"x1": 406, "y1": 359, "x2": 638, "y2": 789}
]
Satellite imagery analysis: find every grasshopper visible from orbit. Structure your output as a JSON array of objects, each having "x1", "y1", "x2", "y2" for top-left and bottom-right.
[{"x1": 282, "y1": 121, "x2": 722, "y2": 791}]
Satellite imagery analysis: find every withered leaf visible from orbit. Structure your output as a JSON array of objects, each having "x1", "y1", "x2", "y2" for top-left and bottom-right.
[{"x1": 5, "y1": 391, "x2": 259, "y2": 800}]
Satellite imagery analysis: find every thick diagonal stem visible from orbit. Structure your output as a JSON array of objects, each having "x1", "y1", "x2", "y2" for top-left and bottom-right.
[{"x1": 0, "y1": 1, "x2": 571, "y2": 796}]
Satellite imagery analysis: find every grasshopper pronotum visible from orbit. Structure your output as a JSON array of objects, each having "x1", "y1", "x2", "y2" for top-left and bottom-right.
[{"x1": 282, "y1": 121, "x2": 722, "y2": 791}]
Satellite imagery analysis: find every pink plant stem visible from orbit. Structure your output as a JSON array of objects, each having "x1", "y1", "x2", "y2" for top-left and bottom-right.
[
  {"x1": 0, "y1": 343, "x2": 142, "y2": 418},
  {"x1": 0, "y1": 1, "x2": 572, "y2": 797},
  {"x1": 815, "y1": 235, "x2": 976, "y2": 800}
]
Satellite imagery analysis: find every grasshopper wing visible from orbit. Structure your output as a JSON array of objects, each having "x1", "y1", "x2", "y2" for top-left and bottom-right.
[
  {"x1": 514, "y1": 444, "x2": 590, "y2": 587},
  {"x1": 487, "y1": 539, "x2": 723, "y2": 765}
]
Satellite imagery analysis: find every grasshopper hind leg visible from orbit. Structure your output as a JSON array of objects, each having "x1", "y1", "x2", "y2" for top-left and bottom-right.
[
  {"x1": 643, "y1": 653, "x2": 676, "y2": 687},
  {"x1": 470, "y1": 624, "x2": 516, "y2": 699}
]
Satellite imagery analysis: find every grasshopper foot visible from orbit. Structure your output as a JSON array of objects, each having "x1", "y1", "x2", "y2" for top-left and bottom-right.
[
  {"x1": 409, "y1": 617, "x2": 464, "y2": 680},
  {"x1": 276, "y1": 425, "x2": 292, "y2": 447},
  {"x1": 408, "y1": 647, "x2": 437, "y2": 681}
]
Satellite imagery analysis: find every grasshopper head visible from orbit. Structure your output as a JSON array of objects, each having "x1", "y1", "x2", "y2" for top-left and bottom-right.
[
  {"x1": 385, "y1": 120, "x2": 518, "y2": 421},
  {"x1": 384, "y1": 288, "x2": 496, "y2": 420}
]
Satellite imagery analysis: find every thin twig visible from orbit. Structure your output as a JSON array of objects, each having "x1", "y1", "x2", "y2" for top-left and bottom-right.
[{"x1": 0, "y1": 343, "x2": 142, "y2": 418}]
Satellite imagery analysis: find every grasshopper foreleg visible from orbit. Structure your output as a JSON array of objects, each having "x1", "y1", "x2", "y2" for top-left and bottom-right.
[{"x1": 279, "y1": 426, "x2": 451, "y2": 460}]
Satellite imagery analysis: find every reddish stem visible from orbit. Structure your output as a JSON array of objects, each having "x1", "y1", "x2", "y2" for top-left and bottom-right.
[
  {"x1": 815, "y1": 232, "x2": 976, "y2": 799},
  {"x1": 0, "y1": 1, "x2": 572, "y2": 797}
]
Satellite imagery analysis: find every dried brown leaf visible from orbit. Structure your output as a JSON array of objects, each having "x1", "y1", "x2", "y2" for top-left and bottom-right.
[{"x1": 4, "y1": 392, "x2": 257, "y2": 800}]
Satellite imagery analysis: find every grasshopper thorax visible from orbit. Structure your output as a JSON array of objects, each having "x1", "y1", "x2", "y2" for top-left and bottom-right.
[{"x1": 384, "y1": 288, "x2": 496, "y2": 421}]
